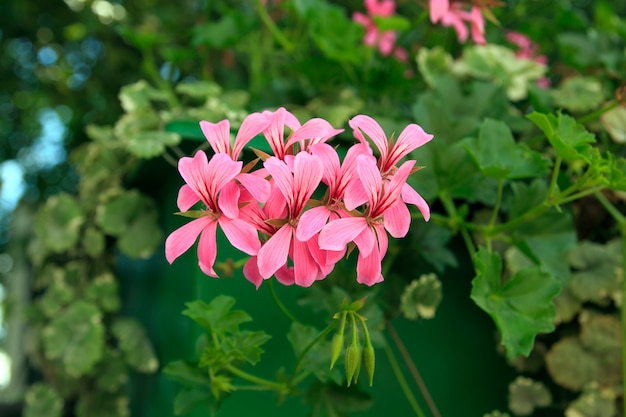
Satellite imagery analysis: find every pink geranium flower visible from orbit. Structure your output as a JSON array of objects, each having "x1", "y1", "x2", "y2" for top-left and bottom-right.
[
  {"x1": 353, "y1": 0, "x2": 407, "y2": 59},
  {"x1": 255, "y1": 152, "x2": 325, "y2": 287},
  {"x1": 431, "y1": 1, "x2": 486, "y2": 45},
  {"x1": 346, "y1": 115, "x2": 432, "y2": 224},
  {"x1": 505, "y1": 31, "x2": 550, "y2": 88},
  {"x1": 165, "y1": 152, "x2": 262, "y2": 277},
  {"x1": 319, "y1": 155, "x2": 416, "y2": 285}
]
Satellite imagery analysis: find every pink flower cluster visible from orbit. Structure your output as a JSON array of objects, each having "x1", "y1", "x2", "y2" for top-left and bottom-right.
[
  {"x1": 165, "y1": 108, "x2": 432, "y2": 288},
  {"x1": 505, "y1": 31, "x2": 550, "y2": 88},
  {"x1": 429, "y1": 0, "x2": 486, "y2": 45},
  {"x1": 353, "y1": 0, "x2": 408, "y2": 62}
]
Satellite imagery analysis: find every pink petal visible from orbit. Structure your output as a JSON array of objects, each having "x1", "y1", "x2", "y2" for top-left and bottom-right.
[
  {"x1": 206, "y1": 154, "x2": 243, "y2": 198},
  {"x1": 165, "y1": 216, "x2": 214, "y2": 264},
  {"x1": 286, "y1": 118, "x2": 343, "y2": 149},
  {"x1": 319, "y1": 217, "x2": 368, "y2": 251},
  {"x1": 375, "y1": 159, "x2": 415, "y2": 216},
  {"x1": 292, "y1": 152, "x2": 323, "y2": 216},
  {"x1": 292, "y1": 239, "x2": 320, "y2": 287},
  {"x1": 430, "y1": 0, "x2": 449, "y2": 23},
  {"x1": 264, "y1": 157, "x2": 294, "y2": 209},
  {"x1": 356, "y1": 154, "x2": 382, "y2": 208},
  {"x1": 200, "y1": 119, "x2": 231, "y2": 155},
  {"x1": 218, "y1": 181, "x2": 240, "y2": 219},
  {"x1": 354, "y1": 226, "x2": 376, "y2": 257},
  {"x1": 402, "y1": 183, "x2": 431, "y2": 221},
  {"x1": 469, "y1": 7, "x2": 486, "y2": 45},
  {"x1": 237, "y1": 172, "x2": 271, "y2": 203},
  {"x1": 219, "y1": 217, "x2": 261, "y2": 256},
  {"x1": 178, "y1": 151, "x2": 211, "y2": 205},
  {"x1": 378, "y1": 31, "x2": 396, "y2": 56},
  {"x1": 349, "y1": 115, "x2": 389, "y2": 162},
  {"x1": 257, "y1": 224, "x2": 293, "y2": 278},
  {"x1": 197, "y1": 219, "x2": 219, "y2": 278},
  {"x1": 441, "y1": 10, "x2": 469, "y2": 43},
  {"x1": 275, "y1": 266, "x2": 295, "y2": 286},
  {"x1": 356, "y1": 246, "x2": 384, "y2": 286},
  {"x1": 309, "y1": 143, "x2": 341, "y2": 189},
  {"x1": 296, "y1": 206, "x2": 331, "y2": 242},
  {"x1": 243, "y1": 256, "x2": 264, "y2": 289},
  {"x1": 386, "y1": 124, "x2": 434, "y2": 170},
  {"x1": 233, "y1": 112, "x2": 270, "y2": 160},
  {"x1": 352, "y1": 11, "x2": 371, "y2": 26},
  {"x1": 383, "y1": 200, "x2": 411, "y2": 238},
  {"x1": 343, "y1": 179, "x2": 369, "y2": 211},
  {"x1": 374, "y1": 223, "x2": 388, "y2": 258},
  {"x1": 177, "y1": 184, "x2": 200, "y2": 212}
]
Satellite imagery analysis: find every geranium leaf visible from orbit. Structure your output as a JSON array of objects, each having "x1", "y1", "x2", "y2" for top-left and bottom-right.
[
  {"x1": 527, "y1": 111, "x2": 596, "y2": 163},
  {"x1": 183, "y1": 296, "x2": 252, "y2": 335},
  {"x1": 111, "y1": 318, "x2": 159, "y2": 373},
  {"x1": 471, "y1": 248, "x2": 560, "y2": 359}
]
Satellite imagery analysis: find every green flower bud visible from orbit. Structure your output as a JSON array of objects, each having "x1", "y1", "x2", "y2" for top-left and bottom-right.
[
  {"x1": 329, "y1": 331, "x2": 344, "y2": 370},
  {"x1": 362, "y1": 342, "x2": 375, "y2": 386},
  {"x1": 345, "y1": 343, "x2": 362, "y2": 386}
]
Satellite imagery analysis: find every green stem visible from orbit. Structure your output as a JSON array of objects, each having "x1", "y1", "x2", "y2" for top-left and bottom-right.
[
  {"x1": 387, "y1": 321, "x2": 441, "y2": 417},
  {"x1": 578, "y1": 100, "x2": 619, "y2": 124},
  {"x1": 439, "y1": 191, "x2": 476, "y2": 258},
  {"x1": 594, "y1": 191, "x2": 626, "y2": 415},
  {"x1": 383, "y1": 341, "x2": 428, "y2": 417},
  {"x1": 267, "y1": 278, "x2": 298, "y2": 323},
  {"x1": 226, "y1": 364, "x2": 287, "y2": 393},
  {"x1": 256, "y1": 0, "x2": 294, "y2": 53},
  {"x1": 548, "y1": 156, "x2": 562, "y2": 199},
  {"x1": 290, "y1": 322, "x2": 337, "y2": 385},
  {"x1": 141, "y1": 48, "x2": 180, "y2": 110},
  {"x1": 488, "y1": 179, "x2": 504, "y2": 228},
  {"x1": 559, "y1": 185, "x2": 606, "y2": 205}
]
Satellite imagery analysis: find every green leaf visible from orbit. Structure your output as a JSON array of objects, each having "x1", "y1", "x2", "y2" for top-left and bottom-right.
[
  {"x1": 111, "y1": 318, "x2": 159, "y2": 373},
  {"x1": 164, "y1": 360, "x2": 212, "y2": 387},
  {"x1": 82, "y1": 226, "x2": 105, "y2": 258},
  {"x1": 95, "y1": 190, "x2": 145, "y2": 236},
  {"x1": 287, "y1": 323, "x2": 342, "y2": 384},
  {"x1": 514, "y1": 209, "x2": 577, "y2": 282},
  {"x1": 601, "y1": 106, "x2": 626, "y2": 144},
  {"x1": 38, "y1": 274, "x2": 76, "y2": 318},
  {"x1": 508, "y1": 376, "x2": 551, "y2": 416},
  {"x1": 191, "y1": 12, "x2": 255, "y2": 48},
  {"x1": 416, "y1": 47, "x2": 453, "y2": 88},
  {"x1": 165, "y1": 120, "x2": 206, "y2": 141},
  {"x1": 409, "y1": 222, "x2": 458, "y2": 272},
  {"x1": 400, "y1": 273, "x2": 443, "y2": 320},
  {"x1": 454, "y1": 45, "x2": 547, "y2": 101},
  {"x1": 304, "y1": 381, "x2": 373, "y2": 417},
  {"x1": 42, "y1": 300, "x2": 105, "y2": 377},
  {"x1": 183, "y1": 296, "x2": 252, "y2": 335},
  {"x1": 174, "y1": 81, "x2": 221, "y2": 99},
  {"x1": 372, "y1": 15, "x2": 410, "y2": 31},
  {"x1": 507, "y1": 179, "x2": 548, "y2": 219},
  {"x1": 95, "y1": 350, "x2": 129, "y2": 393},
  {"x1": 126, "y1": 131, "x2": 181, "y2": 159},
  {"x1": 552, "y1": 76, "x2": 605, "y2": 113},
  {"x1": 118, "y1": 80, "x2": 167, "y2": 112},
  {"x1": 84, "y1": 273, "x2": 120, "y2": 313},
  {"x1": 75, "y1": 391, "x2": 130, "y2": 417},
  {"x1": 221, "y1": 330, "x2": 271, "y2": 365},
  {"x1": 117, "y1": 210, "x2": 163, "y2": 259},
  {"x1": 462, "y1": 119, "x2": 550, "y2": 179},
  {"x1": 470, "y1": 248, "x2": 560, "y2": 359},
  {"x1": 545, "y1": 338, "x2": 600, "y2": 391},
  {"x1": 308, "y1": 4, "x2": 365, "y2": 63},
  {"x1": 527, "y1": 111, "x2": 596, "y2": 163},
  {"x1": 579, "y1": 313, "x2": 620, "y2": 354},
  {"x1": 174, "y1": 388, "x2": 216, "y2": 416},
  {"x1": 565, "y1": 386, "x2": 618, "y2": 417},
  {"x1": 35, "y1": 193, "x2": 85, "y2": 253},
  {"x1": 24, "y1": 383, "x2": 64, "y2": 417},
  {"x1": 567, "y1": 240, "x2": 621, "y2": 304}
]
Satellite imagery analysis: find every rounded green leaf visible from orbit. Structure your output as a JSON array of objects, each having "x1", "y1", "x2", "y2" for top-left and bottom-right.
[{"x1": 35, "y1": 193, "x2": 85, "y2": 253}]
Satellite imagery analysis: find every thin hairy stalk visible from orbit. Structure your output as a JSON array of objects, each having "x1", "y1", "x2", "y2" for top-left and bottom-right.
[
  {"x1": 548, "y1": 156, "x2": 562, "y2": 199},
  {"x1": 594, "y1": 191, "x2": 626, "y2": 416},
  {"x1": 387, "y1": 321, "x2": 441, "y2": 417},
  {"x1": 439, "y1": 191, "x2": 476, "y2": 258},
  {"x1": 578, "y1": 100, "x2": 619, "y2": 124},
  {"x1": 383, "y1": 341, "x2": 428, "y2": 417},
  {"x1": 226, "y1": 364, "x2": 288, "y2": 393},
  {"x1": 256, "y1": 0, "x2": 294, "y2": 53},
  {"x1": 141, "y1": 48, "x2": 180, "y2": 110},
  {"x1": 267, "y1": 278, "x2": 299, "y2": 323}
]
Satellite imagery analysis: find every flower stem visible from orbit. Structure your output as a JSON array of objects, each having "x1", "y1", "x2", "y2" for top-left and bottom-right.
[
  {"x1": 578, "y1": 100, "x2": 619, "y2": 124},
  {"x1": 439, "y1": 191, "x2": 476, "y2": 258},
  {"x1": 290, "y1": 322, "x2": 337, "y2": 385},
  {"x1": 226, "y1": 364, "x2": 288, "y2": 393},
  {"x1": 387, "y1": 321, "x2": 441, "y2": 417},
  {"x1": 267, "y1": 278, "x2": 298, "y2": 323},
  {"x1": 548, "y1": 156, "x2": 562, "y2": 199},
  {"x1": 256, "y1": 0, "x2": 294, "y2": 53},
  {"x1": 383, "y1": 340, "x2": 428, "y2": 417},
  {"x1": 594, "y1": 191, "x2": 626, "y2": 416}
]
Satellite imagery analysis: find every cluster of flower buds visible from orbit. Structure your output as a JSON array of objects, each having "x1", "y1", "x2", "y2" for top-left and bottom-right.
[{"x1": 165, "y1": 107, "x2": 432, "y2": 288}]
